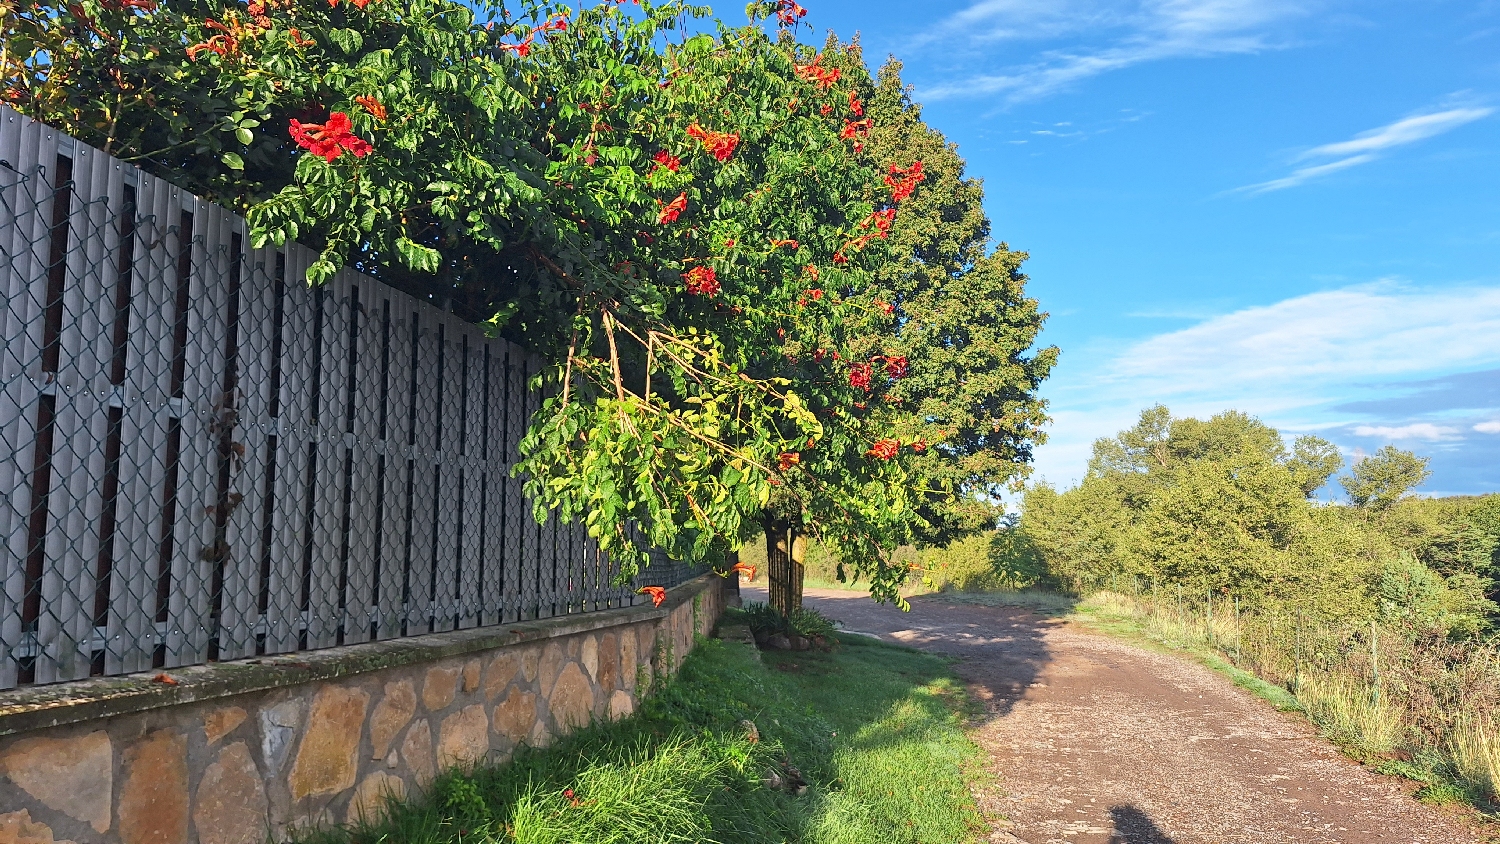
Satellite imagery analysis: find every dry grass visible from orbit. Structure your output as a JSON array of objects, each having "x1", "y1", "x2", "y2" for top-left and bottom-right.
[{"x1": 1451, "y1": 717, "x2": 1500, "y2": 800}]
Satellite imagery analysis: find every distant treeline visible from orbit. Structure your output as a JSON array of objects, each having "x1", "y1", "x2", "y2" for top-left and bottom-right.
[{"x1": 1013, "y1": 406, "x2": 1500, "y2": 635}]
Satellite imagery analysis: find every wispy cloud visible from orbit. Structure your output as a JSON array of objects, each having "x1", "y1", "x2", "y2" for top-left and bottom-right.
[
  {"x1": 919, "y1": 0, "x2": 1307, "y2": 102},
  {"x1": 1233, "y1": 106, "x2": 1494, "y2": 194},
  {"x1": 1029, "y1": 282, "x2": 1500, "y2": 489},
  {"x1": 1351, "y1": 423, "x2": 1461, "y2": 441}
]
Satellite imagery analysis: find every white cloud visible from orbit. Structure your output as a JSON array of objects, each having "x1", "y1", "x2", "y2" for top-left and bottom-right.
[
  {"x1": 920, "y1": 0, "x2": 1306, "y2": 102},
  {"x1": 1108, "y1": 282, "x2": 1500, "y2": 389},
  {"x1": 1351, "y1": 423, "x2": 1461, "y2": 441},
  {"x1": 1477, "y1": 421, "x2": 1500, "y2": 434},
  {"x1": 1234, "y1": 106, "x2": 1494, "y2": 194},
  {"x1": 1028, "y1": 282, "x2": 1500, "y2": 486}
]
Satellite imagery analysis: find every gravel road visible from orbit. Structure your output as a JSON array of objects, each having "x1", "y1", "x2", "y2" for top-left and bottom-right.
[{"x1": 742, "y1": 584, "x2": 1486, "y2": 844}]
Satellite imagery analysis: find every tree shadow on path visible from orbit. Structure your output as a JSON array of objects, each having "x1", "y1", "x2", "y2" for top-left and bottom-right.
[
  {"x1": 754, "y1": 584, "x2": 1070, "y2": 721},
  {"x1": 1107, "y1": 805, "x2": 1178, "y2": 843}
]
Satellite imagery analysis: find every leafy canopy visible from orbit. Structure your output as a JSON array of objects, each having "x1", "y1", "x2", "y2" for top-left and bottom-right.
[{"x1": 1, "y1": 0, "x2": 1053, "y2": 601}]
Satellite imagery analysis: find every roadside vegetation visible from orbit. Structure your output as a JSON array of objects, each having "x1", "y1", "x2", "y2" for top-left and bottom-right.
[{"x1": 309, "y1": 626, "x2": 987, "y2": 844}]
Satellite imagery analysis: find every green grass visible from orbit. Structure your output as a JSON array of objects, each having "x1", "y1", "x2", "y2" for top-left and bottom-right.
[{"x1": 312, "y1": 626, "x2": 989, "y2": 844}]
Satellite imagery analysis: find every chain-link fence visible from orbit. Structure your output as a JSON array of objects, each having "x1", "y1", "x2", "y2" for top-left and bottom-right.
[{"x1": 0, "y1": 106, "x2": 704, "y2": 691}]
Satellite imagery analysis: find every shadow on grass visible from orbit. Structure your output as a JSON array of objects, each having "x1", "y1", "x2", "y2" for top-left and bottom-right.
[
  {"x1": 306, "y1": 635, "x2": 987, "y2": 844},
  {"x1": 779, "y1": 584, "x2": 1075, "y2": 723}
]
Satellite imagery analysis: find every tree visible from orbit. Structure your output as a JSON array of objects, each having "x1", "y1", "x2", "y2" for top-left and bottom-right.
[
  {"x1": 9, "y1": 0, "x2": 952, "y2": 599},
  {"x1": 1341, "y1": 446, "x2": 1431, "y2": 510},
  {"x1": 756, "y1": 46, "x2": 1056, "y2": 611}
]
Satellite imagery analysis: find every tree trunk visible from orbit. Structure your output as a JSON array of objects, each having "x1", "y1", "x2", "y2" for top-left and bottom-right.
[
  {"x1": 789, "y1": 528, "x2": 807, "y2": 612},
  {"x1": 724, "y1": 549, "x2": 743, "y2": 608},
  {"x1": 765, "y1": 519, "x2": 794, "y2": 614}
]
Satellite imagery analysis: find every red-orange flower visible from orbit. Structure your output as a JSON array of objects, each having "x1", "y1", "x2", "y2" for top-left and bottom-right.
[
  {"x1": 353, "y1": 95, "x2": 387, "y2": 120},
  {"x1": 803, "y1": 265, "x2": 819, "y2": 280},
  {"x1": 873, "y1": 299, "x2": 894, "y2": 315},
  {"x1": 805, "y1": 288, "x2": 823, "y2": 300},
  {"x1": 638, "y1": 586, "x2": 666, "y2": 607},
  {"x1": 684, "y1": 265, "x2": 720, "y2": 296},
  {"x1": 658, "y1": 192, "x2": 688, "y2": 224},
  {"x1": 885, "y1": 161, "x2": 925, "y2": 203},
  {"x1": 866, "y1": 438, "x2": 900, "y2": 460},
  {"x1": 840, "y1": 118, "x2": 872, "y2": 141},
  {"x1": 849, "y1": 362, "x2": 872, "y2": 392},
  {"x1": 652, "y1": 150, "x2": 680, "y2": 172},
  {"x1": 287, "y1": 27, "x2": 315, "y2": 48},
  {"x1": 774, "y1": 0, "x2": 807, "y2": 26},
  {"x1": 861, "y1": 208, "x2": 896, "y2": 238},
  {"x1": 912, "y1": 438, "x2": 928, "y2": 453},
  {"x1": 771, "y1": 238, "x2": 799, "y2": 249},
  {"x1": 777, "y1": 451, "x2": 800, "y2": 471},
  {"x1": 796, "y1": 59, "x2": 842, "y2": 90},
  {"x1": 289, "y1": 112, "x2": 373, "y2": 162},
  {"x1": 848, "y1": 91, "x2": 864, "y2": 117},
  {"x1": 884, "y1": 355, "x2": 908, "y2": 378},
  {"x1": 686, "y1": 123, "x2": 739, "y2": 162},
  {"x1": 728, "y1": 561, "x2": 757, "y2": 581},
  {"x1": 100, "y1": 0, "x2": 156, "y2": 11}
]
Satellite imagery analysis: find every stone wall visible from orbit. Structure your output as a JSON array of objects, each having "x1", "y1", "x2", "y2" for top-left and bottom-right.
[{"x1": 0, "y1": 575, "x2": 725, "y2": 844}]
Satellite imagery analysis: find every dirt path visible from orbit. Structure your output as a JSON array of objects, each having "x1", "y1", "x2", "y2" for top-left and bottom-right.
[{"x1": 743, "y1": 584, "x2": 1485, "y2": 844}]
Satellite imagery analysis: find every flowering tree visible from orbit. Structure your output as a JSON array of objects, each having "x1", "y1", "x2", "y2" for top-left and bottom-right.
[{"x1": 4, "y1": 0, "x2": 973, "y2": 602}]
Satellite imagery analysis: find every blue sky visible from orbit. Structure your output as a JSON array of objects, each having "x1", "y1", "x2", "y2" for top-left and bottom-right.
[{"x1": 790, "y1": 0, "x2": 1500, "y2": 497}]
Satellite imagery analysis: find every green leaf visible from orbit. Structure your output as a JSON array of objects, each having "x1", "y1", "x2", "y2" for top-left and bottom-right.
[
  {"x1": 234, "y1": 127, "x2": 253, "y2": 145},
  {"x1": 221, "y1": 152, "x2": 244, "y2": 171}
]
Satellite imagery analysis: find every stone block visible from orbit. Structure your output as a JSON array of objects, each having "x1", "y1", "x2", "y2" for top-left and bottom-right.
[
  {"x1": 258, "y1": 698, "x2": 305, "y2": 776},
  {"x1": 203, "y1": 707, "x2": 247, "y2": 746},
  {"x1": 620, "y1": 627, "x2": 638, "y2": 680},
  {"x1": 483, "y1": 651, "x2": 521, "y2": 702},
  {"x1": 608, "y1": 690, "x2": 634, "y2": 720},
  {"x1": 288, "y1": 685, "x2": 369, "y2": 800},
  {"x1": 345, "y1": 772, "x2": 405, "y2": 826},
  {"x1": 437, "y1": 705, "x2": 489, "y2": 772},
  {"x1": 193, "y1": 742, "x2": 268, "y2": 844},
  {"x1": 490, "y1": 687, "x2": 536, "y2": 743},
  {"x1": 537, "y1": 642, "x2": 565, "y2": 697},
  {"x1": 547, "y1": 662, "x2": 594, "y2": 730},
  {"x1": 0, "y1": 730, "x2": 112, "y2": 833},
  {"x1": 581, "y1": 635, "x2": 599, "y2": 681},
  {"x1": 0, "y1": 810, "x2": 73, "y2": 844},
  {"x1": 521, "y1": 645, "x2": 539, "y2": 683},
  {"x1": 401, "y1": 719, "x2": 435, "y2": 788},
  {"x1": 422, "y1": 666, "x2": 460, "y2": 711},
  {"x1": 598, "y1": 632, "x2": 620, "y2": 691},
  {"x1": 118, "y1": 729, "x2": 189, "y2": 844},
  {"x1": 461, "y1": 659, "x2": 481, "y2": 693},
  {"x1": 369, "y1": 679, "x2": 416, "y2": 760}
]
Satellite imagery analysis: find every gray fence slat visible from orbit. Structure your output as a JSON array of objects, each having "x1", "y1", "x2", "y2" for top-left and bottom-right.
[
  {"x1": 477, "y1": 341, "x2": 505, "y2": 626},
  {"x1": 456, "y1": 325, "x2": 486, "y2": 628},
  {"x1": 104, "y1": 171, "x2": 173, "y2": 674},
  {"x1": 429, "y1": 313, "x2": 461, "y2": 631},
  {"x1": 261, "y1": 246, "x2": 313, "y2": 654},
  {"x1": 405, "y1": 303, "x2": 439, "y2": 633},
  {"x1": 301, "y1": 273, "x2": 349, "y2": 650},
  {"x1": 161, "y1": 201, "x2": 230, "y2": 667},
  {"x1": 216, "y1": 239, "x2": 276, "y2": 661},
  {"x1": 0, "y1": 118, "x2": 53, "y2": 686},
  {"x1": 502, "y1": 348, "x2": 525, "y2": 623},
  {"x1": 341, "y1": 275, "x2": 382, "y2": 643},
  {"x1": 375, "y1": 294, "x2": 412, "y2": 639}
]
